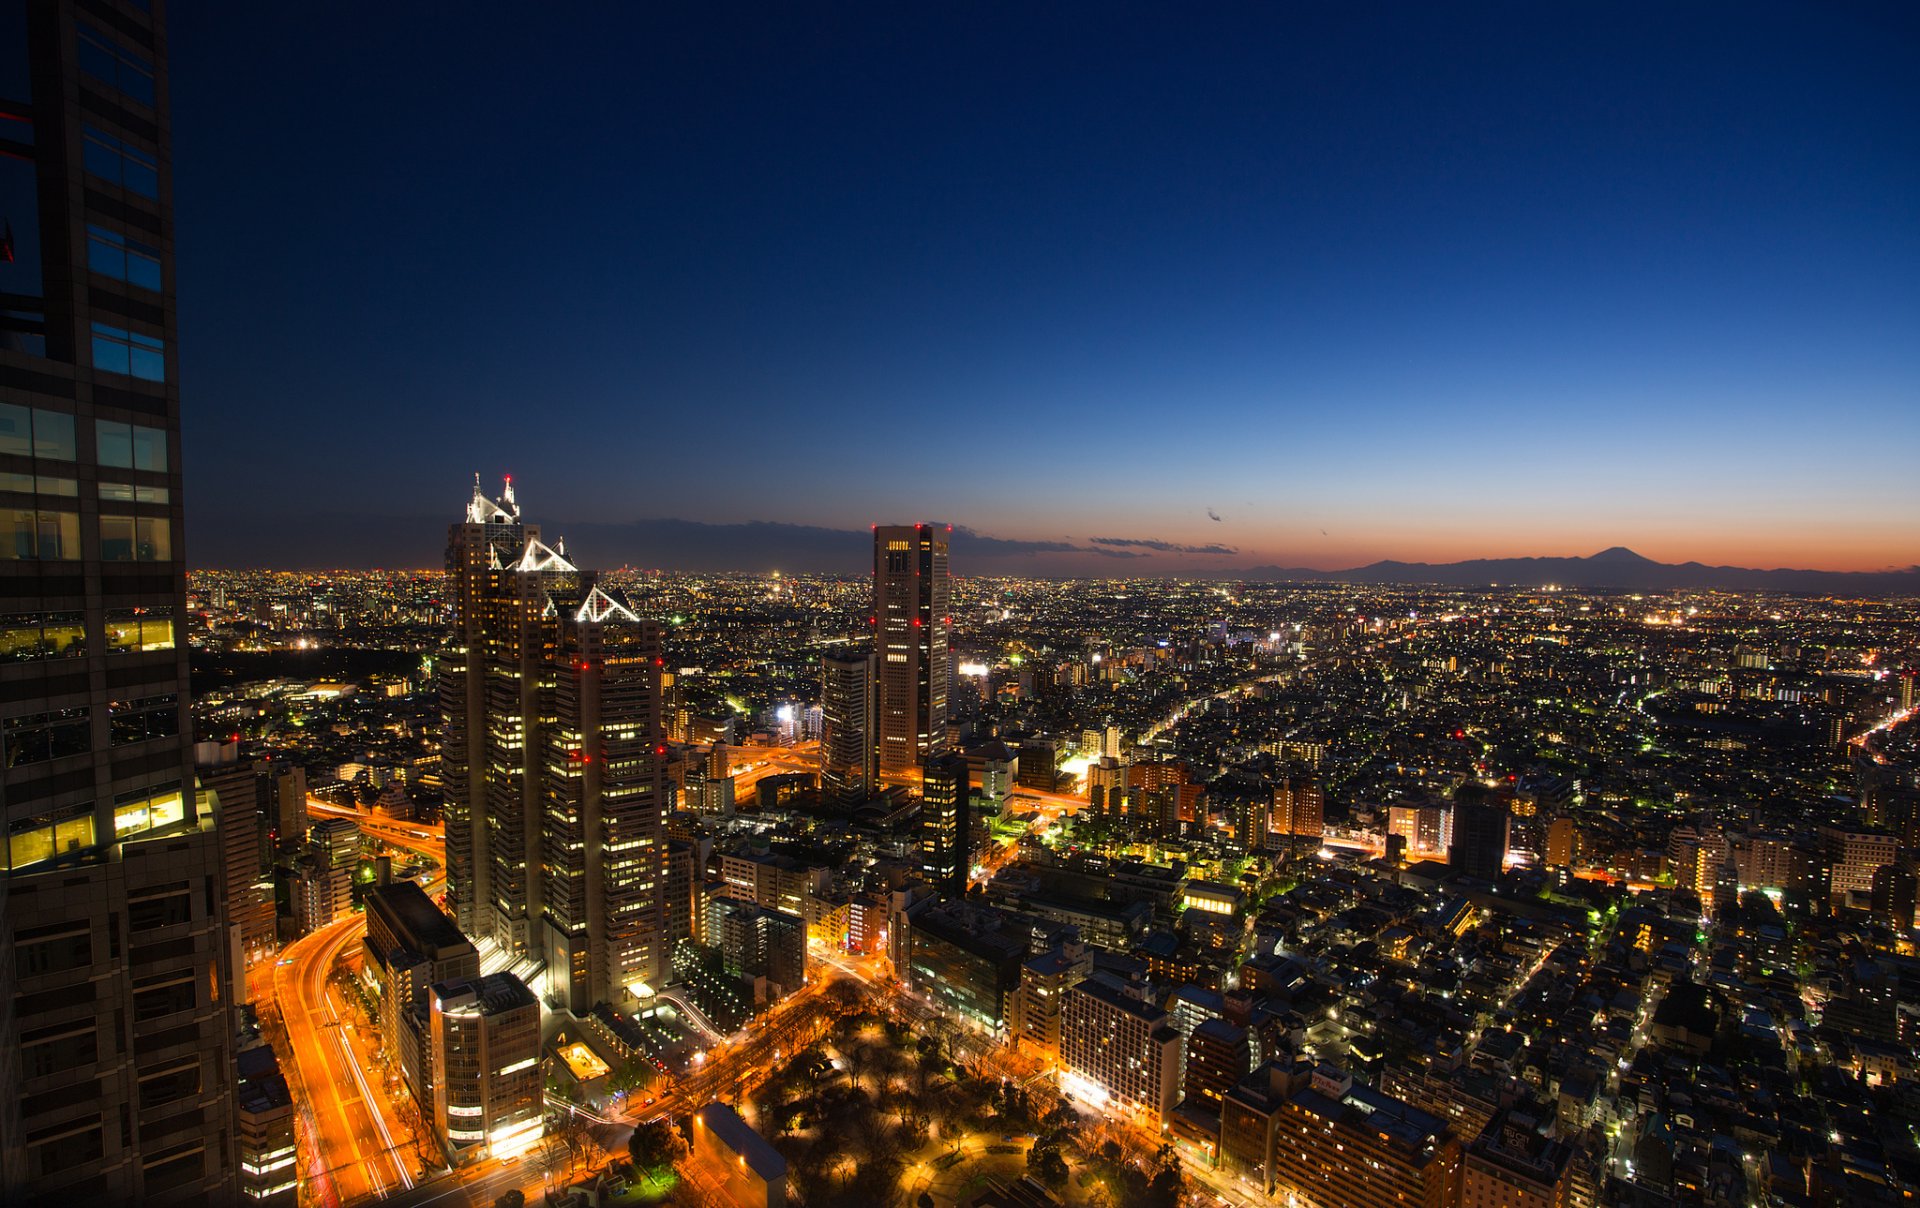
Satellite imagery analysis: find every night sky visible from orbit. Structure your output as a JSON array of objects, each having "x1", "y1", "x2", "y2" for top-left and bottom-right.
[{"x1": 170, "y1": 3, "x2": 1920, "y2": 575}]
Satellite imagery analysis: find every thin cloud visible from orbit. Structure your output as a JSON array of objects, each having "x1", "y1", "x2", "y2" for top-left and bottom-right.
[{"x1": 1090, "y1": 536, "x2": 1237, "y2": 555}]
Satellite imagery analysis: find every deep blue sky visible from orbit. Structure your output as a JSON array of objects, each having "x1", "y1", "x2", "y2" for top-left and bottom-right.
[{"x1": 170, "y1": 2, "x2": 1920, "y2": 574}]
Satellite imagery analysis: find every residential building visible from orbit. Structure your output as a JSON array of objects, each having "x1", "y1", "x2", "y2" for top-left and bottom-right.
[{"x1": 1061, "y1": 978, "x2": 1182, "y2": 1124}]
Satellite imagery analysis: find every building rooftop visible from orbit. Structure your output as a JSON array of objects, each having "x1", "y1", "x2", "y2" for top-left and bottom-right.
[
  {"x1": 696, "y1": 1101, "x2": 787, "y2": 1183},
  {"x1": 431, "y1": 971, "x2": 536, "y2": 1017},
  {"x1": 368, "y1": 879, "x2": 469, "y2": 952},
  {"x1": 1070, "y1": 976, "x2": 1168, "y2": 1024}
]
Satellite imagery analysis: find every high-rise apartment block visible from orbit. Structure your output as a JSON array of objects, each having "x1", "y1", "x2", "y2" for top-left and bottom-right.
[
  {"x1": 1, "y1": 5, "x2": 238, "y2": 1196},
  {"x1": 438, "y1": 478, "x2": 668, "y2": 1012},
  {"x1": 872, "y1": 524, "x2": 950, "y2": 774},
  {"x1": 1061, "y1": 978, "x2": 1182, "y2": 1124}
]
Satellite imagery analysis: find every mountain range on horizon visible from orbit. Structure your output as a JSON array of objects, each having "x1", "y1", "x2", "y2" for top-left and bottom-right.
[
  {"x1": 1234, "y1": 545, "x2": 1920, "y2": 594},
  {"x1": 190, "y1": 510, "x2": 1920, "y2": 594}
]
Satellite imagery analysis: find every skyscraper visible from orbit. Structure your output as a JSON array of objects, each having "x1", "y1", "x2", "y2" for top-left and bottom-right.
[
  {"x1": 872, "y1": 523, "x2": 951, "y2": 774},
  {"x1": 919, "y1": 752, "x2": 972, "y2": 894},
  {"x1": 2, "y1": 4, "x2": 240, "y2": 1202},
  {"x1": 819, "y1": 648, "x2": 875, "y2": 802},
  {"x1": 438, "y1": 478, "x2": 668, "y2": 1011}
]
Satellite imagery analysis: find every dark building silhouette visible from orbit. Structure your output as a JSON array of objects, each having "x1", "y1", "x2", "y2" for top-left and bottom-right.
[
  {"x1": 873, "y1": 523, "x2": 950, "y2": 773},
  {"x1": 1450, "y1": 790, "x2": 1509, "y2": 881}
]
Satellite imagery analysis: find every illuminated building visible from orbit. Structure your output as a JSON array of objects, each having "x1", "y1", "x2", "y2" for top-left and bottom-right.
[
  {"x1": 1390, "y1": 803, "x2": 1454, "y2": 858},
  {"x1": 919, "y1": 752, "x2": 972, "y2": 894},
  {"x1": 665, "y1": 840, "x2": 696, "y2": 945},
  {"x1": 1267, "y1": 1065, "x2": 1461, "y2": 1208},
  {"x1": 715, "y1": 900, "x2": 808, "y2": 1000},
  {"x1": 907, "y1": 906, "x2": 1025, "y2": 1030},
  {"x1": 1544, "y1": 816, "x2": 1577, "y2": 868},
  {"x1": 1011, "y1": 939, "x2": 1091, "y2": 1058},
  {"x1": 198, "y1": 743, "x2": 276, "y2": 982},
  {"x1": 1461, "y1": 1108, "x2": 1576, "y2": 1208},
  {"x1": 438, "y1": 479, "x2": 669, "y2": 1010},
  {"x1": 235, "y1": 1045, "x2": 297, "y2": 1205},
  {"x1": 1181, "y1": 881, "x2": 1243, "y2": 916},
  {"x1": 271, "y1": 763, "x2": 306, "y2": 850},
  {"x1": 291, "y1": 816, "x2": 359, "y2": 932},
  {"x1": 428, "y1": 972, "x2": 543, "y2": 1163},
  {"x1": 819, "y1": 649, "x2": 875, "y2": 802},
  {"x1": 1184, "y1": 1017, "x2": 1252, "y2": 1113},
  {"x1": 1089, "y1": 756, "x2": 1130, "y2": 816},
  {"x1": 1060, "y1": 978, "x2": 1182, "y2": 1124},
  {"x1": 0, "y1": 3, "x2": 240, "y2": 1199},
  {"x1": 1272, "y1": 771, "x2": 1324, "y2": 840},
  {"x1": 872, "y1": 524, "x2": 951, "y2": 773},
  {"x1": 1821, "y1": 826, "x2": 1898, "y2": 904},
  {"x1": 692, "y1": 1102, "x2": 787, "y2": 1208},
  {"x1": 364, "y1": 880, "x2": 479, "y2": 1105}
]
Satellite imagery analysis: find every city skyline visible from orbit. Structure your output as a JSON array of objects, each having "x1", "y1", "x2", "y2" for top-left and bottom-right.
[{"x1": 163, "y1": 3, "x2": 1920, "y2": 574}]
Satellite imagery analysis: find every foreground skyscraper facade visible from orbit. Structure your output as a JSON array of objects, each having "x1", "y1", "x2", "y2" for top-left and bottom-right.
[
  {"x1": 0, "y1": 3, "x2": 238, "y2": 1200},
  {"x1": 873, "y1": 523, "x2": 951, "y2": 774},
  {"x1": 439, "y1": 479, "x2": 667, "y2": 1012}
]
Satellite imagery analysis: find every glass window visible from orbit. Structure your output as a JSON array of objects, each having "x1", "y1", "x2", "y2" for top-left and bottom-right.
[
  {"x1": 42, "y1": 613, "x2": 85, "y2": 658},
  {"x1": 36, "y1": 476, "x2": 76, "y2": 497},
  {"x1": 0, "y1": 613, "x2": 85, "y2": 661},
  {"x1": 0, "y1": 613, "x2": 42, "y2": 660},
  {"x1": 106, "y1": 607, "x2": 172, "y2": 654},
  {"x1": 0, "y1": 404, "x2": 28, "y2": 456},
  {"x1": 113, "y1": 786, "x2": 184, "y2": 839},
  {"x1": 110, "y1": 694, "x2": 177, "y2": 745},
  {"x1": 6, "y1": 806, "x2": 97, "y2": 870},
  {"x1": 91, "y1": 323, "x2": 165, "y2": 382},
  {"x1": 1, "y1": 507, "x2": 32, "y2": 559},
  {"x1": 3, "y1": 709, "x2": 91, "y2": 767},
  {"x1": 131, "y1": 425, "x2": 166, "y2": 470},
  {"x1": 37, "y1": 511, "x2": 79, "y2": 560},
  {"x1": 96, "y1": 420, "x2": 133, "y2": 468},
  {"x1": 99, "y1": 481, "x2": 136, "y2": 503},
  {"x1": 0, "y1": 471, "x2": 31, "y2": 494},
  {"x1": 86, "y1": 225, "x2": 162, "y2": 291},
  {"x1": 137, "y1": 517, "x2": 169, "y2": 562},
  {"x1": 137, "y1": 483, "x2": 168, "y2": 505},
  {"x1": 81, "y1": 127, "x2": 158, "y2": 199},
  {"x1": 75, "y1": 25, "x2": 155, "y2": 108},
  {"x1": 99, "y1": 514, "x2": 133, "y2": 561},
  {"x1": 32, "y1": 411, "x2": 74, "y2": 460},
  {"x1": 3, "y1": 509, "x2": 78, "y2": 560},
  {"x1": 97, "y1": 420, "x2": 164, "y2": 468}
]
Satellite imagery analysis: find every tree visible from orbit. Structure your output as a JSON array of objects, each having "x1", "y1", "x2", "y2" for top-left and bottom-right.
[
  {"x1": 629, "y1": 1119, "x2": 681, "y2": 1175},
  {"x1": 609, "y1": 1057, "x2": 655, "y2": 1098}
]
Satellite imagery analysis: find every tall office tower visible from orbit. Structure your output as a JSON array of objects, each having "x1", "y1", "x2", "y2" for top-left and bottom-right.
[
  {"x1": 1, "y1": 5, "x2": 239, "y2": 1201},
  {"x1": 819, "y1": 648, "x2": 875, "y2": 802},
  {"x1": 918, "y1": 752, "x2": 972, "y2": 895},
  {"x1": 543, "y1": 599, "x2": 669, "y2": 1010},
  {"x1": 438, "y1": 479, "x2": 667, "y2": 1009},
  {"x1": 873, "y1": 523, "x2": 951, "y2": 774}
]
